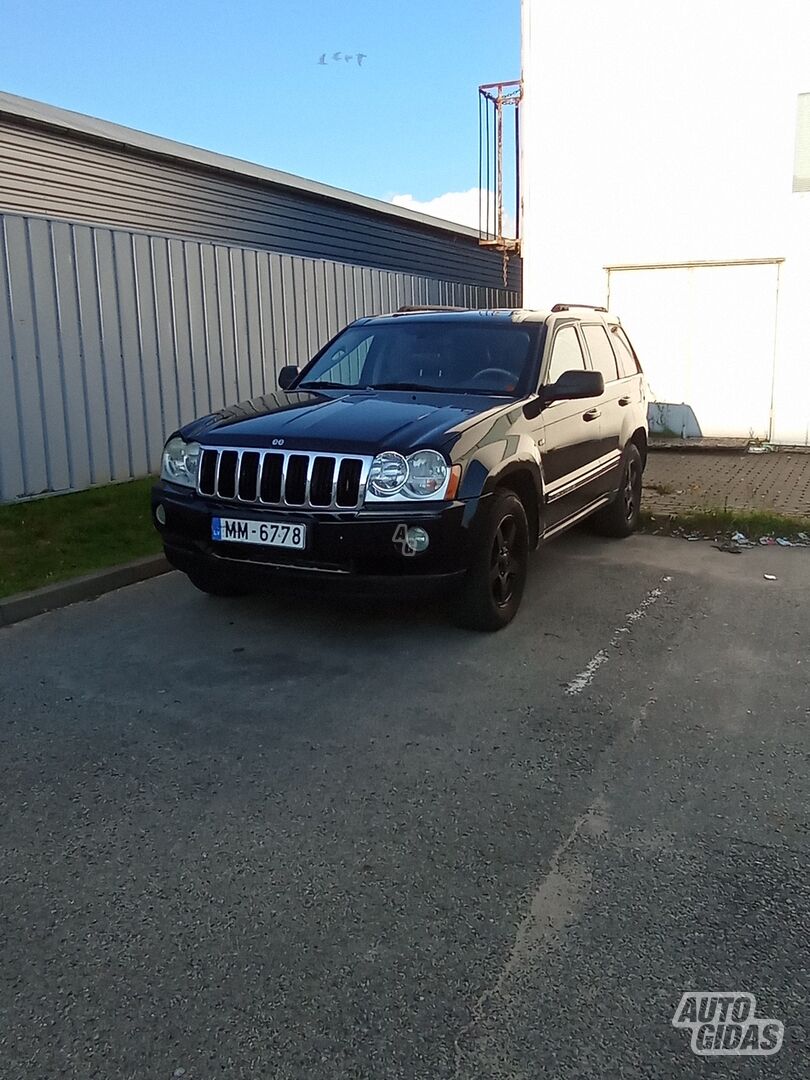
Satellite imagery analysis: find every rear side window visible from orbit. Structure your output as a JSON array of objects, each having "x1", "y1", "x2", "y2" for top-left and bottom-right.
[
  {"x1": 582, "y1": 324, "x2": 619, "y2": 383},
  {"x1": 609, "y1": 325, "x2": 641, "y2": 378},
  {"x1": 545, "y1": 325, "x2": 585, "y2": 383}
]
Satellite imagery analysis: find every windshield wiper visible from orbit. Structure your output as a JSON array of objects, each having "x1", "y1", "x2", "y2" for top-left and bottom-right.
[
  {"x1": 370, "y1": 382, "x2": 450, "y2": 393},
  {"x1": 297, "y1": 380, "x2": 355, "y2": 390},
  {"x1": 370, "y1": 382, "x2": 508, "y2": 396}
]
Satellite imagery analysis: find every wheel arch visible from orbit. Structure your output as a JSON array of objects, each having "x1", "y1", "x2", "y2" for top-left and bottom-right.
[
  {"x1": 486, "y1": 464, "x2": 543, "y2": 548},
  {"x1": 628, "y1": 427, "x2": 648, "y2": 468}
]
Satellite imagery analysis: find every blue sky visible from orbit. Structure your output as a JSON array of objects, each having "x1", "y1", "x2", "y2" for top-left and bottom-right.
[{"x1": 1, "y1": 0, "x2": 520, "y2": 217}]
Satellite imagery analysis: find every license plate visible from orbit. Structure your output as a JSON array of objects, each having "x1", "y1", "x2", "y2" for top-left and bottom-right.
[{"x1": 211, "y1": 517, "x2": 306, "y2": 549}]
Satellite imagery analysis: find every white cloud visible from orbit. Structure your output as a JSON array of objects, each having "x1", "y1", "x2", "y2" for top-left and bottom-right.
[{"x1": 389, "y1": 187, "x2": 516, "y2": 238}]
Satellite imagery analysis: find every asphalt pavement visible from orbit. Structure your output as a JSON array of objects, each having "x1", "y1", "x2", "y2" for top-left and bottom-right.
[{"x1": 1, "y1": 534, "x2": 808, "y2": 1079}]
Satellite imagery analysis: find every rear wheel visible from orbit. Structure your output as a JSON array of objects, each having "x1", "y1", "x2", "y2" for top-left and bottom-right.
[
  {"x1": 186, "y1": 566, "x2": 246, "y2": 597},
  {"x1": 590, "y1": 444, "x2": 643, "y2": 538},
  {"x1": 456, "y1": 491, "x2": 529, "y2": 631}
]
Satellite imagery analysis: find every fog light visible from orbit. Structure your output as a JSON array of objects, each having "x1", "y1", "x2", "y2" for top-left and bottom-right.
[
  {"x1": 155, "y1": 503, "x2": 167, "y2": 526},
  {"x1": 405, "y1": 526, "x2": 429, "y2": 553}
]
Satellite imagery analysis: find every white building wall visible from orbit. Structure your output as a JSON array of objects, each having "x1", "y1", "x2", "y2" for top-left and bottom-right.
[{"x1": 520, "y1": 0, "x2": 810, "y2": 443}]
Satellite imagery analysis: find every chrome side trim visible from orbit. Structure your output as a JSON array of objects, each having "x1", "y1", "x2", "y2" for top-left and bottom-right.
[
  {"x1": 545, "y1": 450, "x2": 622, "y2": 504},
  {"x1": 542, "y1": 494, "x2": 612, "y2": 539}
]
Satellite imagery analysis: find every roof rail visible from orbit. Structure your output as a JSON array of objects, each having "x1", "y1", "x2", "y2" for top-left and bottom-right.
[
  {"x1": 551, "y1": 303, "x2": 608, "y2": 313},
  {"x1": 394, "y1": 305, "x2": 469, "y2": 314}
]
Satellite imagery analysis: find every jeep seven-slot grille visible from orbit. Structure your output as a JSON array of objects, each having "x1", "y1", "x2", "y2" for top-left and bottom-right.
[{"x1": 197, "y1": 448, "x2": 368, "y2": 510}]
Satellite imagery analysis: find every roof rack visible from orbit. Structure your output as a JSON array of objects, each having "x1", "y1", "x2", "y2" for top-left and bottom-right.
[
  {"x1": 393, "y1": 305, "x2": 469, "y2": 314},
  {"x1": 551, "y1": 303, "x2": 608, "y2": 313}
]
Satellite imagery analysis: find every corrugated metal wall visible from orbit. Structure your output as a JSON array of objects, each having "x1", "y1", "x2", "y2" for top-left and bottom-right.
[
  {"x1": 0, "y1": 116, "x2": 520, "y2": 292},
  {"x1": 0, "y1": 212, "x2": 518, "y2": 502}
]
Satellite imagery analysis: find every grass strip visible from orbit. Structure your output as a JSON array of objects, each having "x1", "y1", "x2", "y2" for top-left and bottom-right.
[
  {"x1": 640, "y1": 507, "x2": 810, "y2": 540},
  {"x1": 0, "y1": 478, "x2": 160, "y2": 599}
]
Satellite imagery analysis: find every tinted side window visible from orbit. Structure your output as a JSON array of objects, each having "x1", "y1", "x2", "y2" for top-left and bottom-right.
[
  {"x1": 582, "y1": 325, "x2": 619, "y2": 383},
  {"x1": 545, "y1": 325, "x2": 585, "y2": 384},
  {"x1": 609, "y1": 326, "x2": 641, "y2": 378}
]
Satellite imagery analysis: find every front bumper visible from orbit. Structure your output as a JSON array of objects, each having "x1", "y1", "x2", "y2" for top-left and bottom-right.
[{"x1": 151, "y1": 481, "x2": 480, "y2": 591}]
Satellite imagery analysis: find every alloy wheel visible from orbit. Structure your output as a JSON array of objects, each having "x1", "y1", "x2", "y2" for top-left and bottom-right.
[
  {"x1": 624, "y1": 459, "x2": 640, "y2": 521},
  {"x1": 490, "y1": 514, "x2": 520, "y2": 607}
]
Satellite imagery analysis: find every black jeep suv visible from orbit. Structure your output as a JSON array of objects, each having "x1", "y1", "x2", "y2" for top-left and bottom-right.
[{"x1": 152, "y1": 306, "x2": 647, "y2": 630}]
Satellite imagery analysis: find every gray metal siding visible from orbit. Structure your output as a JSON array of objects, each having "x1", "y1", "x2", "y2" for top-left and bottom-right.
[
  {"x1": 0, "y1": 117, "x2": 521, "y2": 291},
  {"x1": 0, "y1": 211, "x2": 518, "y2": 502}
]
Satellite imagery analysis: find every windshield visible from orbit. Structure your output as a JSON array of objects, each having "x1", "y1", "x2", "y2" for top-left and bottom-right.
[{"x1": 297, "y1": 320, "x2": 542, "y2": 396}]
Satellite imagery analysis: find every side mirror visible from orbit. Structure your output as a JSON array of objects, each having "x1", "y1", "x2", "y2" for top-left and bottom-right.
[
  {"x1": 539, "y1": 369, "x2": 604, "y2": 405},
  {"x1": 277, "y1": 365, "x2": 299, "y2": 390}
]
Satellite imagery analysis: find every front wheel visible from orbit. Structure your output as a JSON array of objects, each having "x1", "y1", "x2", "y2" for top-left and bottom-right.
[
  {"x1": 455, "y1": 491, "x2": 530, "y2": 631},
  {"x1": 590, "y1": 444, "x2": 643, "y2": 538}
]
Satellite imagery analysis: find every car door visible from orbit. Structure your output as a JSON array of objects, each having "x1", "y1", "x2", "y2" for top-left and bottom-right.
[
  {"x1": 537, "y1": 321, "x2": 606, "y2": 527},
  {"x1": 580, "y1": 322, "x2": 625, "y2": 498},
  {"x1": 608, "y1": 321, "x2": 646, "y2": 419}
]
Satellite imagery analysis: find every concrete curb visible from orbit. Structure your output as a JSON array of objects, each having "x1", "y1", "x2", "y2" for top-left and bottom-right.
[
  {"x1": 649, "y1": 440, "x2": 749, "y2": 454},
  {"x1": 650, "y1": 440, "x2": 810, "y2": 454},
  {"x1": 0, "y1": 554, "x2": 172, "y2": 628}
]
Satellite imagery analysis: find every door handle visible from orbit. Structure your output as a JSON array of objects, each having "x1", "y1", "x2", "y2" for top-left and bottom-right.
[
  {"x1": 618, "y1": 396, "x2": 631, "y2": 407},
  {"x1": 582, "y1": 408, "x2": 601, "y2": 422}
]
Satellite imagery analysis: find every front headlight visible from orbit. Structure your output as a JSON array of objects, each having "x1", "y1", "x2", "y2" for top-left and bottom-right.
[
  {"x1": 403, "y1": 450, "x2": 448, "y2": 498},
  {"x1": 368, "y1": 451, "x2": 409, "y2": 496},
  {"x1": 160, "y1": 436, "x2": 201, "y2": 488},
  {"x1": 367, "y1": 449, "x2": 453, "y2": 501}
]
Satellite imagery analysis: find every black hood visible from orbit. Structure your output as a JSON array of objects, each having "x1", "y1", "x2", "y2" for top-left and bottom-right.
[{"x1": 179, "y1": 389, "x2": 513, "y2": 455}]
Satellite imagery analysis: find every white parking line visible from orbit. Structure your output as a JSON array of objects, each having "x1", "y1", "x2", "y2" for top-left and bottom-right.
[{"x1": 564, "y1": 583, "x2": 666, "y2": 696}]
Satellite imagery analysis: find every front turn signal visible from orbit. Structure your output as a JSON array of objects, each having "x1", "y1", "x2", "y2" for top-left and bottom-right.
[{"x1": 445, "y1": 465, "x2": 462, "y2": 501}]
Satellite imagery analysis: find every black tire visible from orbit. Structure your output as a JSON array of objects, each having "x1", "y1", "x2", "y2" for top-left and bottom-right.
[
  {"x1": 455, "y1": 491, "x2": 530, "y2": 631},
  {"x1": 186, "y1": 566, "x2": 246, "y2": 597},
  {"x1": 590, "y1": 444, "x2": 643, "y2": 538}
]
